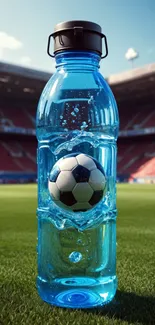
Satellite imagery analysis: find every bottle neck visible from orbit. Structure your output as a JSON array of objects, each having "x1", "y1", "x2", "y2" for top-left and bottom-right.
[{"x1": 55, "y1": 51, "x2": 100, "y2": 71}]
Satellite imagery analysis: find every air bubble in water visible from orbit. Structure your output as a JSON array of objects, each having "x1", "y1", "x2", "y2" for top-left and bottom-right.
[
  {"x1": 69, "y1": 251, "x2": 82, "y2": 263},
  {"x1": 62, "y1": 120, "x2": 67, "y2": 126},
  {"x1": 60, "y1": 115, "x2": 63, "y2": 119},
  {"x1": 77, "y1": 239, "x2": 82, "y2": 244},
  {"x1": 74, "y1": 106, "x2": 79, "y2": 113},
  {"x1": 71, "y1": 111, "x2": 76, "y2": 117}
]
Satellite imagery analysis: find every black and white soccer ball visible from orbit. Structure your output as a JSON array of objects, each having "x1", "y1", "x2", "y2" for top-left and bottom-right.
[{"x1": 48, "y1": 153, "x2": 106, "y2": 212}]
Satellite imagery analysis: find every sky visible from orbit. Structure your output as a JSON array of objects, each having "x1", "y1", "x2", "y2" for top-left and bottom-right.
[{"x1": 0, "y1": 0, "x2": 155, "y2": 77}]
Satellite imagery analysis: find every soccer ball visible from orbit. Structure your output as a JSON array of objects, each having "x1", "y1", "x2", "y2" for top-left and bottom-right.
[{"x1": 48, "y1": 153, "x2": 106, "y2": 212}]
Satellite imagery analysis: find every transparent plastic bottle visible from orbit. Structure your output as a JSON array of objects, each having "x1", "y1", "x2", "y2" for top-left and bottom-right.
[{"x1": 36, "y1": 21, "x2": 119, "y2": 308}]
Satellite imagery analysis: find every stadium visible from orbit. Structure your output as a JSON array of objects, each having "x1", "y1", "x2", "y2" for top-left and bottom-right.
[
  {"x1": 0, "y1": 62, "x2": 155, "y2": 324},
  {"x1": 0, "y1": 61, "x2": 155, "y2": 184}
]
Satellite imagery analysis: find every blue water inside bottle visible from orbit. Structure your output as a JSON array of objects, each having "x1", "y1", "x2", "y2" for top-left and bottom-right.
[{"x1": 36, "y1": 51, "x2": 119, "y2": 308}]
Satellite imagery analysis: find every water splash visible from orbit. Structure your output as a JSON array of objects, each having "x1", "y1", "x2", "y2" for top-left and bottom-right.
[
  {"x1": 88, "y1": 96, "x2": 94, "y2": 105},
  {"x1": 54, "y1": 131, "x2": 100, "y2": 154},
  {"x1": 81, "y1": 121, "x2": 88, "y2": 130}
]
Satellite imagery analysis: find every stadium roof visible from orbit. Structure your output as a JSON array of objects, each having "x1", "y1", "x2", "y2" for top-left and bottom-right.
[
  {"x1": 0, "y1": 62, "x2": 50, "y2": 101},
  {"x1": 108, "y1": 63, "x2": 155, "y2": 104},
  {"x1": 0, "y1": 62, "x2": 50, "y2": 81},
  {"x1": 108, "y1": 63, "x2": 155, "y2": 85},
  {"x1": 0, "y1": 61, "x2": 155, "y2": 103}
]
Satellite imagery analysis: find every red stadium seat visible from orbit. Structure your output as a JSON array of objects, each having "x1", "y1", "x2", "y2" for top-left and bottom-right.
[{"x1": 0, "y1": 141, "x2": 36, "y2": 172}]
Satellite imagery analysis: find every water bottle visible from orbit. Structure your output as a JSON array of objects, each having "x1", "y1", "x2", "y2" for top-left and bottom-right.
[{"x1": 36, "y1": 20, "x2": 119, "y2": 309}]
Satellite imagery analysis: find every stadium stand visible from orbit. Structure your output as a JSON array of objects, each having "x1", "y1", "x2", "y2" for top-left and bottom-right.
[
  {"x1": 119, "y1": 105, "x2": 155, "y2": 130},
  {"x1": 0, "y1": 140, "x2": 36, "y2": 172},
  {"x1": 0, "y1": 62, "x2": 155, "y2": 183},
  {"x1": 2, "y1": 107, "x2": 34, "y2": 129},
  {"x1": 118, "y1": 140, "x2": 155, "y2": 176}
]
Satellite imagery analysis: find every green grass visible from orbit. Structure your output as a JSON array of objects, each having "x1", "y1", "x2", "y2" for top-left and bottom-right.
[{"x1": 0, "y1": 184, "x2": 155, "y2": 325}]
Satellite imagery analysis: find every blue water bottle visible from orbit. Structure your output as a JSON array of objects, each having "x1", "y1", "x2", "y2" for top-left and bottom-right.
[{"x1": 36, "y1": 20, "x2": 119, "y2": 309}]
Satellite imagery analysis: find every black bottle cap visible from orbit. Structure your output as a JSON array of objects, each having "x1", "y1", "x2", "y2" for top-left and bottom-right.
[{"x1": 47, "y1": 20, "x2": 108, "y2": 59}]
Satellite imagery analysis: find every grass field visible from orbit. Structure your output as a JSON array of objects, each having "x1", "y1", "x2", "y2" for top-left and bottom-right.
[{"x1": 0, "y1": 184, "x2": 155, "y2": 325}]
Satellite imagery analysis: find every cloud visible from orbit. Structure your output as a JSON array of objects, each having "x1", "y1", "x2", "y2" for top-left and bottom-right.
[
  {"x1": 125, "y1": 48, "x2": 138, "y2": 60},
  {"x1": 20, "y1": 56, "x2": 31, "y2": 66},
  {"x1": 0, "y1": 31, "x2": 22, "y2": 50}
]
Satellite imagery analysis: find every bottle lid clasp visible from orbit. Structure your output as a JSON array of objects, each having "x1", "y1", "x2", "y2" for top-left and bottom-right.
[{"x1": 47, "y1": 20, "x2": 108, "y2": 59}]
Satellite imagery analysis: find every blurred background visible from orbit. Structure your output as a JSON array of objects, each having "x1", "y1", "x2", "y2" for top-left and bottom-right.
[
  {"x1": 0, "y1": 1, "x2": 155, "y2": 324},
  {"x1": 0, "y1": 0, "x2": 155, "y2": 184}
]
